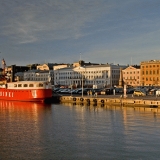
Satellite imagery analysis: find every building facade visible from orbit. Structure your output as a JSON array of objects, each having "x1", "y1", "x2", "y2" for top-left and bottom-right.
[
  {"x1": 140, "y1": 60, "x2": 160, "y2": 86},
  {"x1": 54, "y1": 64, "x2": 127, "y2": 88},
  {"x1": 22, "y1": 70, "x2": 54, "y2": 84},
  {"x1": 37, "y1": 63, "x2": 69, "y2": 71},
  {"x1": 15, "y1": 72, "x2": 24, "y2": 81},
  {"x1": 37, "y1": 63, "x2": 55, "y2": 70},
  {"x1": 122, "y1": 65, "x2": 140, "y2": 87}
]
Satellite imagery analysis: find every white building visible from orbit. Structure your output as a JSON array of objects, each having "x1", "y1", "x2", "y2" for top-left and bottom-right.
[
  {"x1": 54, "y1": 64, "x2": 127, "y2": 88},
  {"x1": 17, "y1": 70, "x2": 54, "y2": 84},
  {"x1": 15, "y1": 72, "x2": 24, "y2": 81}
]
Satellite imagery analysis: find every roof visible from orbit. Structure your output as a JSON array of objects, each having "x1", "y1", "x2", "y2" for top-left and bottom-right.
[
  {"x1": 54, "y1": 64, "x2": 127, "y2": 71},
  {"x1": 24, "y1": 70, "x2": 50, "y2": 73}
]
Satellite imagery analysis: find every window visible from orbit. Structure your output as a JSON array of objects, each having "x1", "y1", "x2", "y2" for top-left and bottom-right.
[
  {"x1": 23, "y1": 84, "x2": 28, "y2": 87},
  {"x1": 14, "y1": 84, "x2": 17, "y2": 87},
  {"x1": 18, "y1": 84, "x2": 22, "y2": 87},
  {"x1": 29, "y1": 84, "x2": 34, "y2": 87},
  {"x1": 38, "y1": 83, "x2": 43, "y2": 87}
]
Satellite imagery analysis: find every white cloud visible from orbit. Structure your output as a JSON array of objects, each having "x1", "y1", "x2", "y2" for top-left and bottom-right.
[{"x1": 0, "y1": 0, "x2": 112, "y2": 44}]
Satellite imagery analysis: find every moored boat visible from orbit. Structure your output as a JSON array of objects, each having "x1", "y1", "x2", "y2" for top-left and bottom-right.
[
  {"x1": 0, "y1": 58, "x2": 53, "y2": 102},
  {"x1": 0, "y1": 81, "x2": 52, "y2": 102}
]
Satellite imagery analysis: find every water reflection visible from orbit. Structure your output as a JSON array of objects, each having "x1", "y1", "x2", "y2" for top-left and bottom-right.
[
  {"x1": 1, "y1": 101, "x2": 160, "y2": 159},
  {"x1": 0, "y1": 100, "x2": 51, "y2": 160},
  {"x1": 59, "y1": 102, "x2": 160, "y2": 159},
  {"x1": 61, "y1": 102, "x2": 160, "y2": 137}
]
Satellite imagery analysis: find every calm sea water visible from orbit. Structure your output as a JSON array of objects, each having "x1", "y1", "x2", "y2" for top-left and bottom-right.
[{"x1": 0, "y1": 101, "x2": 160, "y2": 160}]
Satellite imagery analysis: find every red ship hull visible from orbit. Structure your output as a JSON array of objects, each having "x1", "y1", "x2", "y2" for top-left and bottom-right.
[{"x1": 0, "y1": 88, "x2": 52, "y2": 102}]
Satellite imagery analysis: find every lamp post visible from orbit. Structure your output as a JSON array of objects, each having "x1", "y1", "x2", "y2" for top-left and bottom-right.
[
  {"x1": 71, "y1": 84, "x2": 72, "y2": 97},
  {"x1": 82, "y1": 73, "x2": 83, "y2": 98}
]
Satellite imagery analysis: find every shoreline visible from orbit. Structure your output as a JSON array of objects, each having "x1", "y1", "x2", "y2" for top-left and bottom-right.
[{"x1": 52, "y1": 93, "x2": 160, "y2": 109}]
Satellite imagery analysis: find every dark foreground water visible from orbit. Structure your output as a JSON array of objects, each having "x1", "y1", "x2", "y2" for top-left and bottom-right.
[{"x1": 0, "y1": 101, "x2": 160, "y2": 160}]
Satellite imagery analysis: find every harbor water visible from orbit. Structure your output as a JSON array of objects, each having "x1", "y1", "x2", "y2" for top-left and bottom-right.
[{"x1": 0, "y1": 101, "x2": 160, "y2": 160}]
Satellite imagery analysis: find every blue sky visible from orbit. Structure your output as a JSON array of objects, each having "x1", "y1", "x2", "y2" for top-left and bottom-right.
[{"x1": 1, "y1": 0, "x2": 160, "y2": 66}]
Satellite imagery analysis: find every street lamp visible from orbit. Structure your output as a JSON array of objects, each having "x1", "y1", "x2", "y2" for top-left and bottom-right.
[
  {"x1": 82, "y1": 73, "x2": 84, "y2": 97},
  {"x1": 71, "y1": 84, "x2": 72, "y2": 97}
]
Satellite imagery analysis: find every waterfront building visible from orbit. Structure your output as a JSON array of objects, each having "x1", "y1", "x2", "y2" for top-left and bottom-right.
[
  {"x1": 23, "y1": 70, "x2": 54, "y2": 84},
  {"x1": 0, "y1": 68, "x2": 3, "y2": 75},
  {"x1": 140, "y1": 60, "x2": 160, "y2": 86},
  {"x1": 5, "y1": 65, "x2": 30, "y2": 74},
  {"x1": 15, "y1": 72, "x2": 24, "y2": 81},
  {"x1": 72, "y1": 60, "x2": 99, "y2": 67},
  {"x1": 26, "y1": 64, "x2": 40, "y2": 70},
  {"x1": 37, "y1": 63, "x2": 55, "y2": 70},
  {"x1": 37, "y1": 63, "x2": 70, "y2": 70},
  {"x1": 54, "y1": 64, "x2": 70, "y2": 70},
  {"x1": 54, "y1": 61, "x2": 127, "y2": 88},
  {"x1": 4, "y1": 65, "x2": 31, "y2": 82},
  {"x1": 122, "y1": 65, "x2": 140, "y2": 87}
]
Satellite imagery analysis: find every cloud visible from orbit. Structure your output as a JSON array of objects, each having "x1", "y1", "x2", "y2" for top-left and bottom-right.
[{"x1": 0, "y1": 0, "x2": 112, "y2": 44}]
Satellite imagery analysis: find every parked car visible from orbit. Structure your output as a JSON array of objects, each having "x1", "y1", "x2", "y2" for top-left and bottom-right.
[
  {"x1": 133, "y1": 90, "x2": 146, "y2": 96},
  {"x1": 78, "y1": 88, "x2": 93, "y2": 95},
  {"x1": 101, "y1": 88, "x2": 113, "y2": 95},
  {"x1": 60, "y1": 88, "x2": 71, "y2": 94},
  {"x1": 147, "y1": 89, "x2": 157, "y2": 95},
  {"x1": 72, "y1": 88, "x2": 82, "y2": 94},
  {"x1": 115, "y1": 88, "x2": 123, "y2": 93},
  {"x1": 126, "y1": 88, "x2": 135, "y2": 94},
  {"x1": 93, "y1": 88, "x2": 102, "y2": 95}
]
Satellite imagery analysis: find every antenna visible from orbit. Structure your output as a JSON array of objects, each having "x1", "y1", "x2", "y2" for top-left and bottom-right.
[{"x1": 131, "y1": 57, "x2": 132, "y2": 65}]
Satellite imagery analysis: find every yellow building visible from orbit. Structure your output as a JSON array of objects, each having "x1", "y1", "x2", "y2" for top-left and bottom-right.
[
  {"x1": 37, "y1": 63, "x2": 53, "y2": 70},
  {"x1": 140, "y1": 60, "x2": 160, "y2": 86},
  {"x1": 37, "y1": 63, "x2": 69, "y2": 70},
  {"x1": 122, "y1": 65, "x2": 140, "y2": 87}
]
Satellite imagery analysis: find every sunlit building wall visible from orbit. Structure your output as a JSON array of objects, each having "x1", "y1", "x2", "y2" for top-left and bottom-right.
[
  {"x1": 54, "y1": 63, "x2": 127, "y2": 88},
  {"x1": 122, "y1": 65, "x2": 140, "y2": 87},
  {"x1": 140, "y1": 60, "x2": 160, "y2": 86}
]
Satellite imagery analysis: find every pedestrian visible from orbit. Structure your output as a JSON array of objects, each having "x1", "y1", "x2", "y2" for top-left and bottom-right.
[
  {"x1": 90, "y1": 90, "x2": 92, "y2": 96},
  {"x1": 94, "y1": 92, "x2": 97, "y2": 97}
]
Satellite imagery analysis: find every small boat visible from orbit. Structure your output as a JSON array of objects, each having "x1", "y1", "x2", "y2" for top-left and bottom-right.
[{"x1": 0, "y1": 80, "x2": 52, "y2": 102}]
